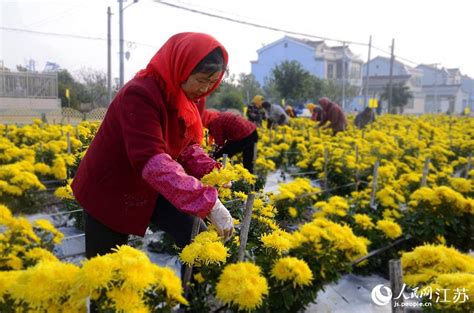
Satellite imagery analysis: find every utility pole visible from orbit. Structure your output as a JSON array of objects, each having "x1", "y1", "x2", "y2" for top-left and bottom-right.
[
  {"x1": 119, "y1": 0, "x2": 124, "y2": 88},
  {"x1": 107, "y1": 6, "x2": 112, "y2": 104},
  {"x1": 387, "y1": 38, "x2": 395, "y2": 114},
  {"x1": 363, "y1": 35, "x2": 372, "y2": 108},
  {"x1": 433, "y1": 64, "x2": 439, "y2": 112},
  {"x1": 342, "y1": 41, "x2": 346, "y2": 109},
  {"x1": 118, "y1": 0, "x2": 139, "y2": 88}
]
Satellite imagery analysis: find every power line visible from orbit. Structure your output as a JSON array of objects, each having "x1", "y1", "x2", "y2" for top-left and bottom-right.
[
  {"x1": 26, "y1": 4, "x2": 85, "y2": 28},
  {"x1": 1, "y1": 26, "x2": 105, "y2": 41},
  {"x1": 371, "y1": 45, "x2": 420, "y2": 66},
  {"x1": 0, "y1": 26, "x2": 159, "y2": 49},
  {"x1": 154, "y1": 0, "x2": 368, "y2": 46},
  {"x1": 155, "y1": 0, "x2": 425, "y2": 66},
  {"x1": 1, "y1": 4, "x2": 423, "y2": 69}
]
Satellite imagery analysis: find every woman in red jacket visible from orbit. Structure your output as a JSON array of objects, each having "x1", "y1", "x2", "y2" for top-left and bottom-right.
[
  {"x1": 71, "y1": 33, "x2": 234, "y2": 259},
  {"x1": 202, "y1": 110, "x2": 258, "y2": 173},
  {"x1": 318, "y1": 97, "x2": 347, "y2": 135}
]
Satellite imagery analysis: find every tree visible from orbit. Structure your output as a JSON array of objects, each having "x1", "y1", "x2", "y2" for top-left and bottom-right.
[
  {"x1": 322, "y1": 80, "x2": 359, "y2": 107},
  {"x1": 219, "y1": 89, "x2": 244, "y2": 111},
  {"x1": 206, "y1": 75, "x2": 244, "y2": 111},
  {"x1": 57, "y1": 68, "x2": 112, "y2": 110},
  {"x1": 266, "y1": 60, "x2": 312, "y2": 103},
  {"x1": 57, "y1": 69, "x2": 79, "y2": 109},
  {"x1": 76, "y1": 68, "x2": 109, "y2": 108},
  {"x1": 262, "y1": 76, "x2": 281, "y2": 103},
  {"x1": 381, "y1": 83, "x2": 413, "y2": 114},
  {"x1": 304, "y1": 75, "x2": 325, "y2": 103},
  {"x1": 237, "y1": 73, "x2": 263, "y2": 105}
]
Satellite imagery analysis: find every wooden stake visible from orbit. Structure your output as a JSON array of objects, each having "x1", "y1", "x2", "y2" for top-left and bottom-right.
[
  {"x1": 389, "y1": 259, "x2": 404, "y2": 313},
  {"x1": 355, "y1": 145, "x2": 360, "y2": 191},
  {"x1": 251, "y1": 142, "x2": 258, "y2": 175},
  {"x1": 370, "y1": 160, "x2": 379, "y2": 209},
  {"x1": 222, "y1": 154, "x2": 228, "y2": 168},
  {"x1": 66, "y1": 132, "x2": 71, "y2": 155},
  {"x1": 465, "y1": 153, "x2": 472, "y2": 178},
  {"x1": 420, "y1": 157, "x2": 430, "y2": 187},
  {"x1": 323, "y1": 147, "x2": 329, "y2": 191},
  {"x1": 182, "y1": 218, "x2": 202, "y2": 296},
  {"x1": 238, "y1": 193, "x2": 256, "y2": 261}
]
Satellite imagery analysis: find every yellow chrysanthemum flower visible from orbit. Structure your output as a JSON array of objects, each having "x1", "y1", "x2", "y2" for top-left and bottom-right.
[
  {"x1": 376, "y1": 219, "x2": 402, "y2": 239},
  {"x1": 288, "y1": 206, "x2": 298, "y2": 218},
  {"x1": 260, "y1": 229, "x2": 294, "y2": 253},
  {"x1": 179, "y1": 231, "x2": 228, "y2": 267},
  {"x1": 271, "y1": 257, "x2": 313, "y2": 287},
  {"x1": 33, "y1": 219, "x2": 64, "y2": 244},
  {"x1": 353, "y1": 213, "x2": 375, "y2": 230},
  {"x1": 216, "y1": 262, "x2": 269, "y2": 311}
]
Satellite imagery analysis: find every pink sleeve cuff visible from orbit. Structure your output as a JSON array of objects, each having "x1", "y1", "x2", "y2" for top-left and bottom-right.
[
  {"x1": 142, "y1": 153, "x2": 217, "y2": 218},
  {"x1": 177, "y1": 144, "x2": 219, "y2": 179}
]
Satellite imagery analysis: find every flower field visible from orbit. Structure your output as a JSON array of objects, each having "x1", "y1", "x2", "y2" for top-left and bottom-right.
[{"x1": 0, "y1": 114, "x2": 473, "y2": 312}]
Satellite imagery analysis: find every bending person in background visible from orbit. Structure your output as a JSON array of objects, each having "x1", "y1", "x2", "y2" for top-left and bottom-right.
[
  {"x1": 307, "y1": 103, "x2": 322, "y2": 122},
  {"x1": 318, "y1": 97, "x2": 347, "y2": 135},
  {"x1": 285, "y1": 105, "x2": 296, "y2": 118},
  {"x1": 262, "y1": 101, "x2": 289, "y2": 129},
  {"x1": 202, "y1": 110, "x2": 258, "y2": 173},
  {"x1": 247, "y1": 94, "x2": 265, "y2": 126},
  {"x1": 354, "y1": 106, "x2": 376, "y2": 129},
  {"x1": 72, "y1": 33, "x2": 234, "y2": 263}
]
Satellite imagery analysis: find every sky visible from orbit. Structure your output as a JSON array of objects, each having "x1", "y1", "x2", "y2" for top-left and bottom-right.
[{"x1": 1, "y1": 0, "x2": 474, "y2": 83}]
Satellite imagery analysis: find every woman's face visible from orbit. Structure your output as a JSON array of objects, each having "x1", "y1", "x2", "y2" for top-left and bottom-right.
[{"x1": 181, "y1": 71, "x2": 221, "y2": 100}]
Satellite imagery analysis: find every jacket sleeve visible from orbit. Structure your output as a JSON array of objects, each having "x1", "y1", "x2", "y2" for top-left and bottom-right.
[
  {"x1": 177, "y1": 144, "x2": 219, "y2": 179},
  {"x1": 142, "y1": 153, "x2": 217, "y2": 218}
]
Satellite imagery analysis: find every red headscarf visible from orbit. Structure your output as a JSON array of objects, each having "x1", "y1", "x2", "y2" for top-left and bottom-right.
[
  {"x1": 318, "y1": 97, "x2": 332, "y2": 109},
  {"x1": 136, "y1": 32, "x2": 228, "y2": 143}
]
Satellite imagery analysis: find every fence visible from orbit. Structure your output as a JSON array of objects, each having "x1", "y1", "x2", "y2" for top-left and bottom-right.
[
  {"x1": 0, "y1": 107, "x2": 107, "y2": 125},
  {"x1": 0, "y1": 70, "x2": 58, "y2": 99}
]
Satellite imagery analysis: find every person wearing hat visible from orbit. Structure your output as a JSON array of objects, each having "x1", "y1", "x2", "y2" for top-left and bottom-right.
[
  {"x1": 318, "y1": 97, "x2": 347, "y2": 135},
  {"x1": 202, "y1": 110, "x2": 258, "y2": 173},
  {"x1": 285, "y1": 105, "x2": 296, "y2": 118},
  {"x1": 247, "y1": 95, "x2": 266, "y2": 126},
  {"x1": 307, "y1": 103, "x2": 322, "y2": 122}
]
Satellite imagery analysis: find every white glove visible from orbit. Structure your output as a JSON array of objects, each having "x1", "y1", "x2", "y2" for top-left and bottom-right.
[{"x1": 208, "y1": 198, "x2": 234, "y2": 240}]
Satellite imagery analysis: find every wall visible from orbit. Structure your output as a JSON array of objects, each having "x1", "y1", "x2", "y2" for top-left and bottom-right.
[
  {"x1": 0, "y1": 97, "x2": 61, "y2": 111},
  {"x1": 251, "y1": 37, "x2": 322, "y2": 86}
]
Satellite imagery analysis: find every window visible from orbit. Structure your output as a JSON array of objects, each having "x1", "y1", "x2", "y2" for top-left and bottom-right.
[
  {"x1": 284, "y1": 43, "x2": 288, "y2": 48},
  {"x1": 351, "y1": 64, "x2": 360, "y2": 79},
  {"x1": 327, "y1": 64, "x2": 334, "y2": 79},
  {"x1": 336, "y1": 62, "x2": 343, "y2": 79}
]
